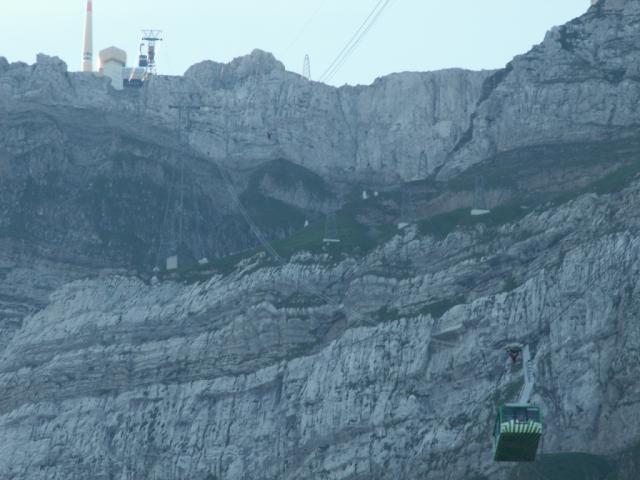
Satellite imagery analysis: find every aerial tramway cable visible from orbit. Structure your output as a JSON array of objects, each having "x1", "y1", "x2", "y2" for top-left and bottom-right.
[
  {"x1": 284, "y1": 0, "x2": 328, "y2": 54},
  {"x1": 319, "y1": 0, "x2": 386, "y2": 81},
  {"x1": 319, "y1": 0, "x2": 394, "y2": 83}
]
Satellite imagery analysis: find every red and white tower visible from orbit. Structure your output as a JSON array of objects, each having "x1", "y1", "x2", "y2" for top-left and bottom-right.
[{"x1": 82, "y1": 0, "x2": 94, "y2": 72}]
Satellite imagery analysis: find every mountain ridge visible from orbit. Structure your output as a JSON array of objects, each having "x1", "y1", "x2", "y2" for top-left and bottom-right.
[{"x1": 0, "y1": 0, "x2": 640, "y2": 478}]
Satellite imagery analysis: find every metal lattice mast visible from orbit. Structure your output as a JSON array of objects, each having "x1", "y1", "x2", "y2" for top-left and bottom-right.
[
  {"x1": 323, "y1": 211, "x2": 340, "y2": 243},
  {"x1": 418, "y1": 151, "x2": 428, "y2": 180},
  {"x1": 400, "y1": 187, "x2": 418, "y2": 224},
  {"x1": 141, "y1": 30, "x2": 163, "y2": 75},
  {"x1": 474, "y1": 176, "x2": 486, "y2": 210},
  {"x1": 471, "y1": 176, "x2": 490, "y2": 215},
  {"x1": 303, "y1": 54, "x2": 311, "y2": 80},
  {"x1": 156, "y1": 92, "x2": 202, "y2": 268},
  {"x1": 169, "y1": 93, "x2": 201, "y2": 245}
]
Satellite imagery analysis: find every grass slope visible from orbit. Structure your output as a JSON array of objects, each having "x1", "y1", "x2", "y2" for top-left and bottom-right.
[{"x1": 512, "y1": 453, "x2": 616, "y2": 480}]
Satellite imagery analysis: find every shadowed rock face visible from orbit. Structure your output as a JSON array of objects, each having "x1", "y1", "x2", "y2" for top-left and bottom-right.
[{"x1": 0, "y1": 0, "x2": 640, "y2": 479}]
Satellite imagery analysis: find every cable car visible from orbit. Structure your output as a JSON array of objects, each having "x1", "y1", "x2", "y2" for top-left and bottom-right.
[{"x1": 493, "y1": 403, "x2": 543, "y2": 462}]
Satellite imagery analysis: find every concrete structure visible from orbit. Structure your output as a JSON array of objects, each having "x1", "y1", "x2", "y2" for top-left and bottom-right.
[
  {"x1": 99, "y1": 47, "x2": 126, "y2": 90},
  {"x1": 123, "y1": 67, "x2": 147, "y2": 88},
  {"x1": 82, "y1": 1, "x2": 94, "y2": 72},
  {"x1": 470, "y1": 208, "x2": 491, "y2": 216},
  {"x1": 166, "y1": 255, "x2": 178, "y2": 271}
]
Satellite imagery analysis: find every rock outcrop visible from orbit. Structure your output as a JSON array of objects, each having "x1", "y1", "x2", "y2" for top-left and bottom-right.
[
  {"x1": 1, "y1": 180, "x2": 639, "y2": 479},
  {"x1": 1, "y1": 0, "x2": 640, "y2": 479},
  {"x1": 0, "y1": 51, "x2": 492, "y2": 183},
  {"x1": 3, "y1": 2, "x2": 640, "y2": 185},
  {"x1": 443, "y1": 0, "x2": 640, "y2": 177}
]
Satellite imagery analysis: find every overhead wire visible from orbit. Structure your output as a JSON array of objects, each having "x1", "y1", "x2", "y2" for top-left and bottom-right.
[
  {"x1": 319, "y1": 0, "x2": 394, "y2": 83},
  {"x1": 155, "y1": 164, "x2": 178, "y2": 268},
  {"x1": 323, "y1": 0, "x2": 394, "y2": 83},
  {"x1": 283, "y1": 0, "x2": 329, "y2": 54},
  {"x1": 319, "y1": 0, "x2": 386, "y2": 82}
]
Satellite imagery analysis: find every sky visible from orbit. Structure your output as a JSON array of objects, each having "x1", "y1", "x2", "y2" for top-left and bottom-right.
[{"x1": 0, "y1": 0, "x2": 590, "y2": 86}]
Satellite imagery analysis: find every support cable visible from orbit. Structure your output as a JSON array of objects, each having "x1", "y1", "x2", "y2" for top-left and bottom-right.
[
  {"x1": 284, "y1": 0, "x2": 328, "y2": 54},
  {"x1": 319, "y1": 0, "x2": 386, "y2": 82},
  {"x1": 320, "y1": 0, "x2": 394, "y2": 83},
  {"x1": 324, "y1": 0, "x2": 393, "y2": 83}
]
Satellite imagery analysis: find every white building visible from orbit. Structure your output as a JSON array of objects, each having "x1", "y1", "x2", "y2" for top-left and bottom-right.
[{"x1": 99, "y1": 47, "x2": 127, "y2": 90}]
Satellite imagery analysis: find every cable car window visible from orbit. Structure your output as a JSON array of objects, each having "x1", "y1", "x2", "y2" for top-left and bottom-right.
[
  {"x1": 527, "y1": 408, "x2": 541, "y2": 422},
  {"x1": 502, "y1": 407, "x2": 517, "y2": 422}
]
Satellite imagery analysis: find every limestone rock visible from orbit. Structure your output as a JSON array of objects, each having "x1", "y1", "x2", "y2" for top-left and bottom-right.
[{"x1": 0, "y1": 2, "x2": 639, "y2": 479}]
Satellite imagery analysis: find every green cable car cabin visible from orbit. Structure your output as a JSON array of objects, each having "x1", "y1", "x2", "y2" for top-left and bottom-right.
[{"x1": 493, "y1": 404, "x2": 543, "y2": 462}]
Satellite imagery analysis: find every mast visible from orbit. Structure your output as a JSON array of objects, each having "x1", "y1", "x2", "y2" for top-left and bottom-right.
[{"x1": 82, "y1": 0, "x2": 94, "y2": 72}]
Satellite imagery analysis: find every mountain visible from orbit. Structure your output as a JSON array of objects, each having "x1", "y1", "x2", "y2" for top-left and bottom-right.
[{"x1": 0, "y1": 0, "x2": 639, "y2": 478}]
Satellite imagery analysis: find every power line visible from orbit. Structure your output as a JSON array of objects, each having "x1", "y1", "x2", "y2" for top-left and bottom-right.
[
  {"x1": 319, "y1": 0, "x2": 394, "y2": 83},
  {"x1": 319, "y1": 0, "x2": 386, "y2": 82},
  {"x1": 284, "y1": 0, "x2": 328, "y2": 54},
  {"x1": 323, "y1": 0, "x2": 394, "y2": 83},
  {"x1": 156, "y1": 93, "x2": 202, "y2": 270}
]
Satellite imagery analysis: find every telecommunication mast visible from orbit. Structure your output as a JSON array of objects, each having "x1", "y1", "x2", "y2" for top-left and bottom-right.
[{"x1": 139, "y1": 30, "x2": 163, "y2": 74}]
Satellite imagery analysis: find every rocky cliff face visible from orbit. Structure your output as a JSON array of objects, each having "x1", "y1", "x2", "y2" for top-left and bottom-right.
[
  {"x1": 1, "y1": 182, "x2": 640, "y2": 480},
  {"x1": 443, "y1": 0, "x2": 640, "y2": 178},
  {"x1": 0, "y1": 50, "x2": 492, "y2": 184},
  {"x1": 1, "y1": 0, "x2": 640, "y2": 479}
]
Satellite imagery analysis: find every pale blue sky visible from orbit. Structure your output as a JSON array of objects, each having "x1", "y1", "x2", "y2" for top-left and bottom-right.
[{"x1": 1, "y1": 0, "x2": 590, "y2": 86}]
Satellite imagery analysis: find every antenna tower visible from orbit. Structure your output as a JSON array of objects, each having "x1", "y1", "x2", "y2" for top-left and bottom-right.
[
  {"x1": 303, "y1": 54, "x2": 311, "y2": 80},
  {"x1": 471, "y1": 176, "x2": 491, "y2": 216},
  {"x1": 323, "y1": 211, "x2": 340, "y2": 243},
  {"x1": 400, "y1": 187, "x2": 419, "y2": 224},
  {"x1": 156, "y1": 92, "x2": 203, "y2": 270},
  {"x1": 418, "y1": 151, "x2": 428, "y2": 180},
  {"x1": 140, "y1": 30, "x2": 163, "y2": 74}
]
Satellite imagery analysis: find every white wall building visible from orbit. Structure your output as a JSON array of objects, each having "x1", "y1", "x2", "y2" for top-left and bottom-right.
[{"x1": 99, "y1": 47, "x2": 127, "y2": 90}]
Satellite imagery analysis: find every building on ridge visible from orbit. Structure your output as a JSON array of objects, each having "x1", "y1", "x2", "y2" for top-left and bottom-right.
[{"x1": 99, "y1": 47, "x2": 127, "y2": 90}]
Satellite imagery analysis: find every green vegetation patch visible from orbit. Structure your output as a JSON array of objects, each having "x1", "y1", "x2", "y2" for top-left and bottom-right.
[
  {"x1": 501, "y1": 274, "x2": 519, "y2": 294},
  {"x1": 242, "y1": 190, "x2": 307, "y2": 232},
  {"x1": 512, "y1": 453, "x2": 616, "y2": 480},
  {"x1": 374, "y1": 306, "x2": 401, "y2": 323},
  {"x1": 268, "y1": 209, "x2": 395, "y2": 261},
  {"x1": 249, "y1": 158, "x2": 330, "y2": 200},
  {"x1": 417, "y1": 203, "x2": 530, "y2": 240},
  {"x1": 448, "y1": 137, "x2": 640, "y2": 193},
  {"x1": 275, "y1": 293, "x2": 327, "y2": 309},
  {"x1": 163, "y1": 208, "x2": 393, "y2": 282},
  {"x1": 584, "y1": 160, "x2": 640, "y2": 195},
  {"x1": 417, "y1": 297, "x2": 465, "y2": 319}
]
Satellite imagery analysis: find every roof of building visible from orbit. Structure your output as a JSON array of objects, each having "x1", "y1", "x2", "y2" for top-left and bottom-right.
[{"x1": 99, "y1": 47, "x2": 127, "y2": 65}]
